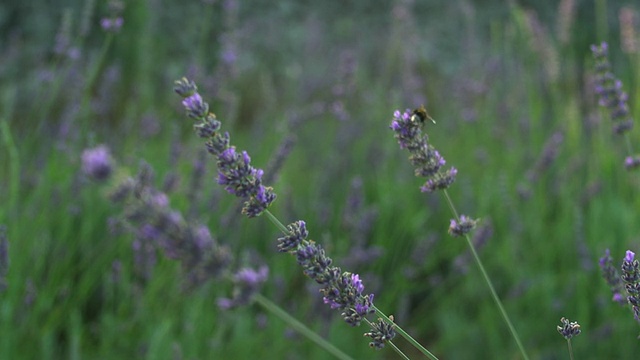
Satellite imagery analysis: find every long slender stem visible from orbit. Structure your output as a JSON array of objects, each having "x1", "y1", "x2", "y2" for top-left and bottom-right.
[
  {"x1": 442, "y1": 190, "x2": 529, "y2": 360},
  {"x1": 263, "y1": 210, "x2": 290, "y2": 234},
  {"x1": 253, "y1": 294, "x2": 354, "y2": 360},
  {"x1": 373, "y1": 306, "x2": 439, "y2": 360},
  {"x1": 595, "y1": 0, "x2": 608, "y2": 42},
  {"x1": 566, "y1": 339, "x2": 574, "y2": 360},
  {"x1": 387, "y1": 341, "x2": 411, "y2": 360}
]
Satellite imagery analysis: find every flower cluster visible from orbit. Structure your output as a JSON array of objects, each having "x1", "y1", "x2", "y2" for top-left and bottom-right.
[
  {"x1": 557, "y1": 317, "x2": 581, "y2": 340},
  {"x1": 390, "y1": 108, "x2": 457, "y2": 193},
  {"x1": 598, "y1": 249, "x2": 626, "y2": 305},
  {"x1": 277, "y1": 220, "x2": 308, "y2": 253},
  {"x1": 174, "y1": 77, "x2": 276, "y2": 217},
  {"x1": 110, "y1": 162, "x2": 233, "y2": 289},
  {"x1": 590, "y1": 42, "x2": 634, "y2": 135},
  {"x1": 292, "y1": 229, "x2": 375, "y2": 327},
  {"x1": 448, "y1": 215, "x2": 478, "y2": 237},
  {"x1": 364, "y1": 316, "x2": 397, "y2": 349},
  {"x1": 621, "y1": 250, "x2": 640, "y2": 321}
]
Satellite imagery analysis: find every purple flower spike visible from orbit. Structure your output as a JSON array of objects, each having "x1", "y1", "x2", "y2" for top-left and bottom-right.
[
  {"x1": 598, "y1": 249, "x2": 626, "y2": 305},
  {"x1": 448, "y1": 215, "x2": 478, "y2": 237},
  {"x1": 390, "y1": 108, "x2": 457, "y2": 192},
  {"x1": 591, "y1": 42, "x2": 634, "y2": 135}
]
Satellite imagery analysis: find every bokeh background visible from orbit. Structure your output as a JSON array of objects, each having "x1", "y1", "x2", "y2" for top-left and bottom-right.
[{"x1": 1, "y1": 0, "x2": 640, "y2": 358}]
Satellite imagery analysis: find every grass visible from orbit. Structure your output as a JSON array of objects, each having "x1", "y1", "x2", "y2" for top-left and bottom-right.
[{"x1": 2, "y1": 0, "x2": 640, "y2": 358}]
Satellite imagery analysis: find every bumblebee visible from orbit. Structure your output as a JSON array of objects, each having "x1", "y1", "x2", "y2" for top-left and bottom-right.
[{"x1": 411, "y1": 105, "x2": 436, "y2": 124}]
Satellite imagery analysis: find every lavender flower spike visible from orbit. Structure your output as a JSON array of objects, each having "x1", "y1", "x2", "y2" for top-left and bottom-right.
[
  {"x1": 390, "y1": 108, "x2": 457, "y2": 192},
  {"x1": 174, "y1": 77, "x2": 276, "y2": 217},
  {"x1": 364, "y1": 316, "x2": 397, "y2": 349},
  {"x1": 590, "y1": 42, "x2": 634, "y2": 135},
  {"x1": 557, "y1": 317, "x2": 581, "y2": 339},
  {"x1": 621, "y1": 249, "x2": 640, "y2": 321},
  {"x1": 599, "y1": 249, "x2": 626, "y2": 305},
  {"x1": 448, "y1": 215, "x2": 478, "y2": 237}
]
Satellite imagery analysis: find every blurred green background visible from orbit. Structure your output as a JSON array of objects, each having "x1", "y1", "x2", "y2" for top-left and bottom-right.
[{"x1": 1, "y1": 0, "x2": 640, "y2": 358}]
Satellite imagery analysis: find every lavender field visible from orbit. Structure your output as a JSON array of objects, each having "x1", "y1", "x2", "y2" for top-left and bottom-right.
[{"x1": 2, "y1": 0, "x2": 640, "y2": 359}]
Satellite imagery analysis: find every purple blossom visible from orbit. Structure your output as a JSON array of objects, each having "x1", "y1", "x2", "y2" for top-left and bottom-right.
[
  {"x1": 81, "y1": 145, "x2": 113, "y2": 181},
  {"x1": 100, "y1": 17, "x2": 124, "y2": 32},
  {"x1": 448, "y1": 215, "x2": 478, "y2": 237},
  {"x1": 235, "y1": 266, "x2": 269, "y2": 286},
  {"x1": 182, "y1": 93, "x2": 209, "y2": 119},
  {"x1": 626, "y1": 250, "x2": 636, "y2": 262}
]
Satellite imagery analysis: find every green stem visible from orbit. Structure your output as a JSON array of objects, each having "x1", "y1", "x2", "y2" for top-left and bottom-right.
[
  {"x1": 373, "y1": 306, "x2": 439, "y2": 360},
  {"x1": 387, "y1": 341, "x2": 411, "y2": 360},
  {"x1": 595, "y1": 0, "x2": 608, "y2": 42},
  {"x1": 566, "y1": 339, "x2": 574, "y2": 360},
  {"x1": 442, "y1": 190, "x2": 530, "y2": 360},
  {"x1": 253, "y1": 294, "x2": 354, "y2": 360},
  {"x1": 263, "y1": 210, "x2": 290, "y2": 234}
]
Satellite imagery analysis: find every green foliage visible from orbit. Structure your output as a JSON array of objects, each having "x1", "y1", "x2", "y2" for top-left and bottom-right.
[{"x1": 2, "y1": 0, "x2": 640, "y2": 359}]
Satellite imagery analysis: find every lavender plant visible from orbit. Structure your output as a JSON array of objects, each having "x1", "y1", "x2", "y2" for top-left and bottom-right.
[
  {"x1": 174, "y1": 77, "x2": 439, "y2": 359},
  {"x1": 621, "y1": 250, "x2": 640, "y2": 323},
  {"x1": 81, "y1": 144, "x2": 357, "y2": 359},
  {"x1": 599, "y1": 249, "x2": 627, "y2": 305},
  {"x1": 590, "y1": 42, "x2": 640, "y2": 170},
  {"x1": 389, "y1": 108, "x2": 529, "y2": 360},
  {"x1": 557, "y1": 317, "x2": 581, "y2": 360}
]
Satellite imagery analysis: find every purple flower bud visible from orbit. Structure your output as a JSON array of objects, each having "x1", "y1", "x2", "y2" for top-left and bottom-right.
[
  {"x1": 182, "y1": 93, "x2": 209, "y2": 119},
  {"x1": 626, "y1": 250, "x2": 635, "y2": 263},
  {"x1": 81, "y1": 145, "x2": 113, "y2": 181}
]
